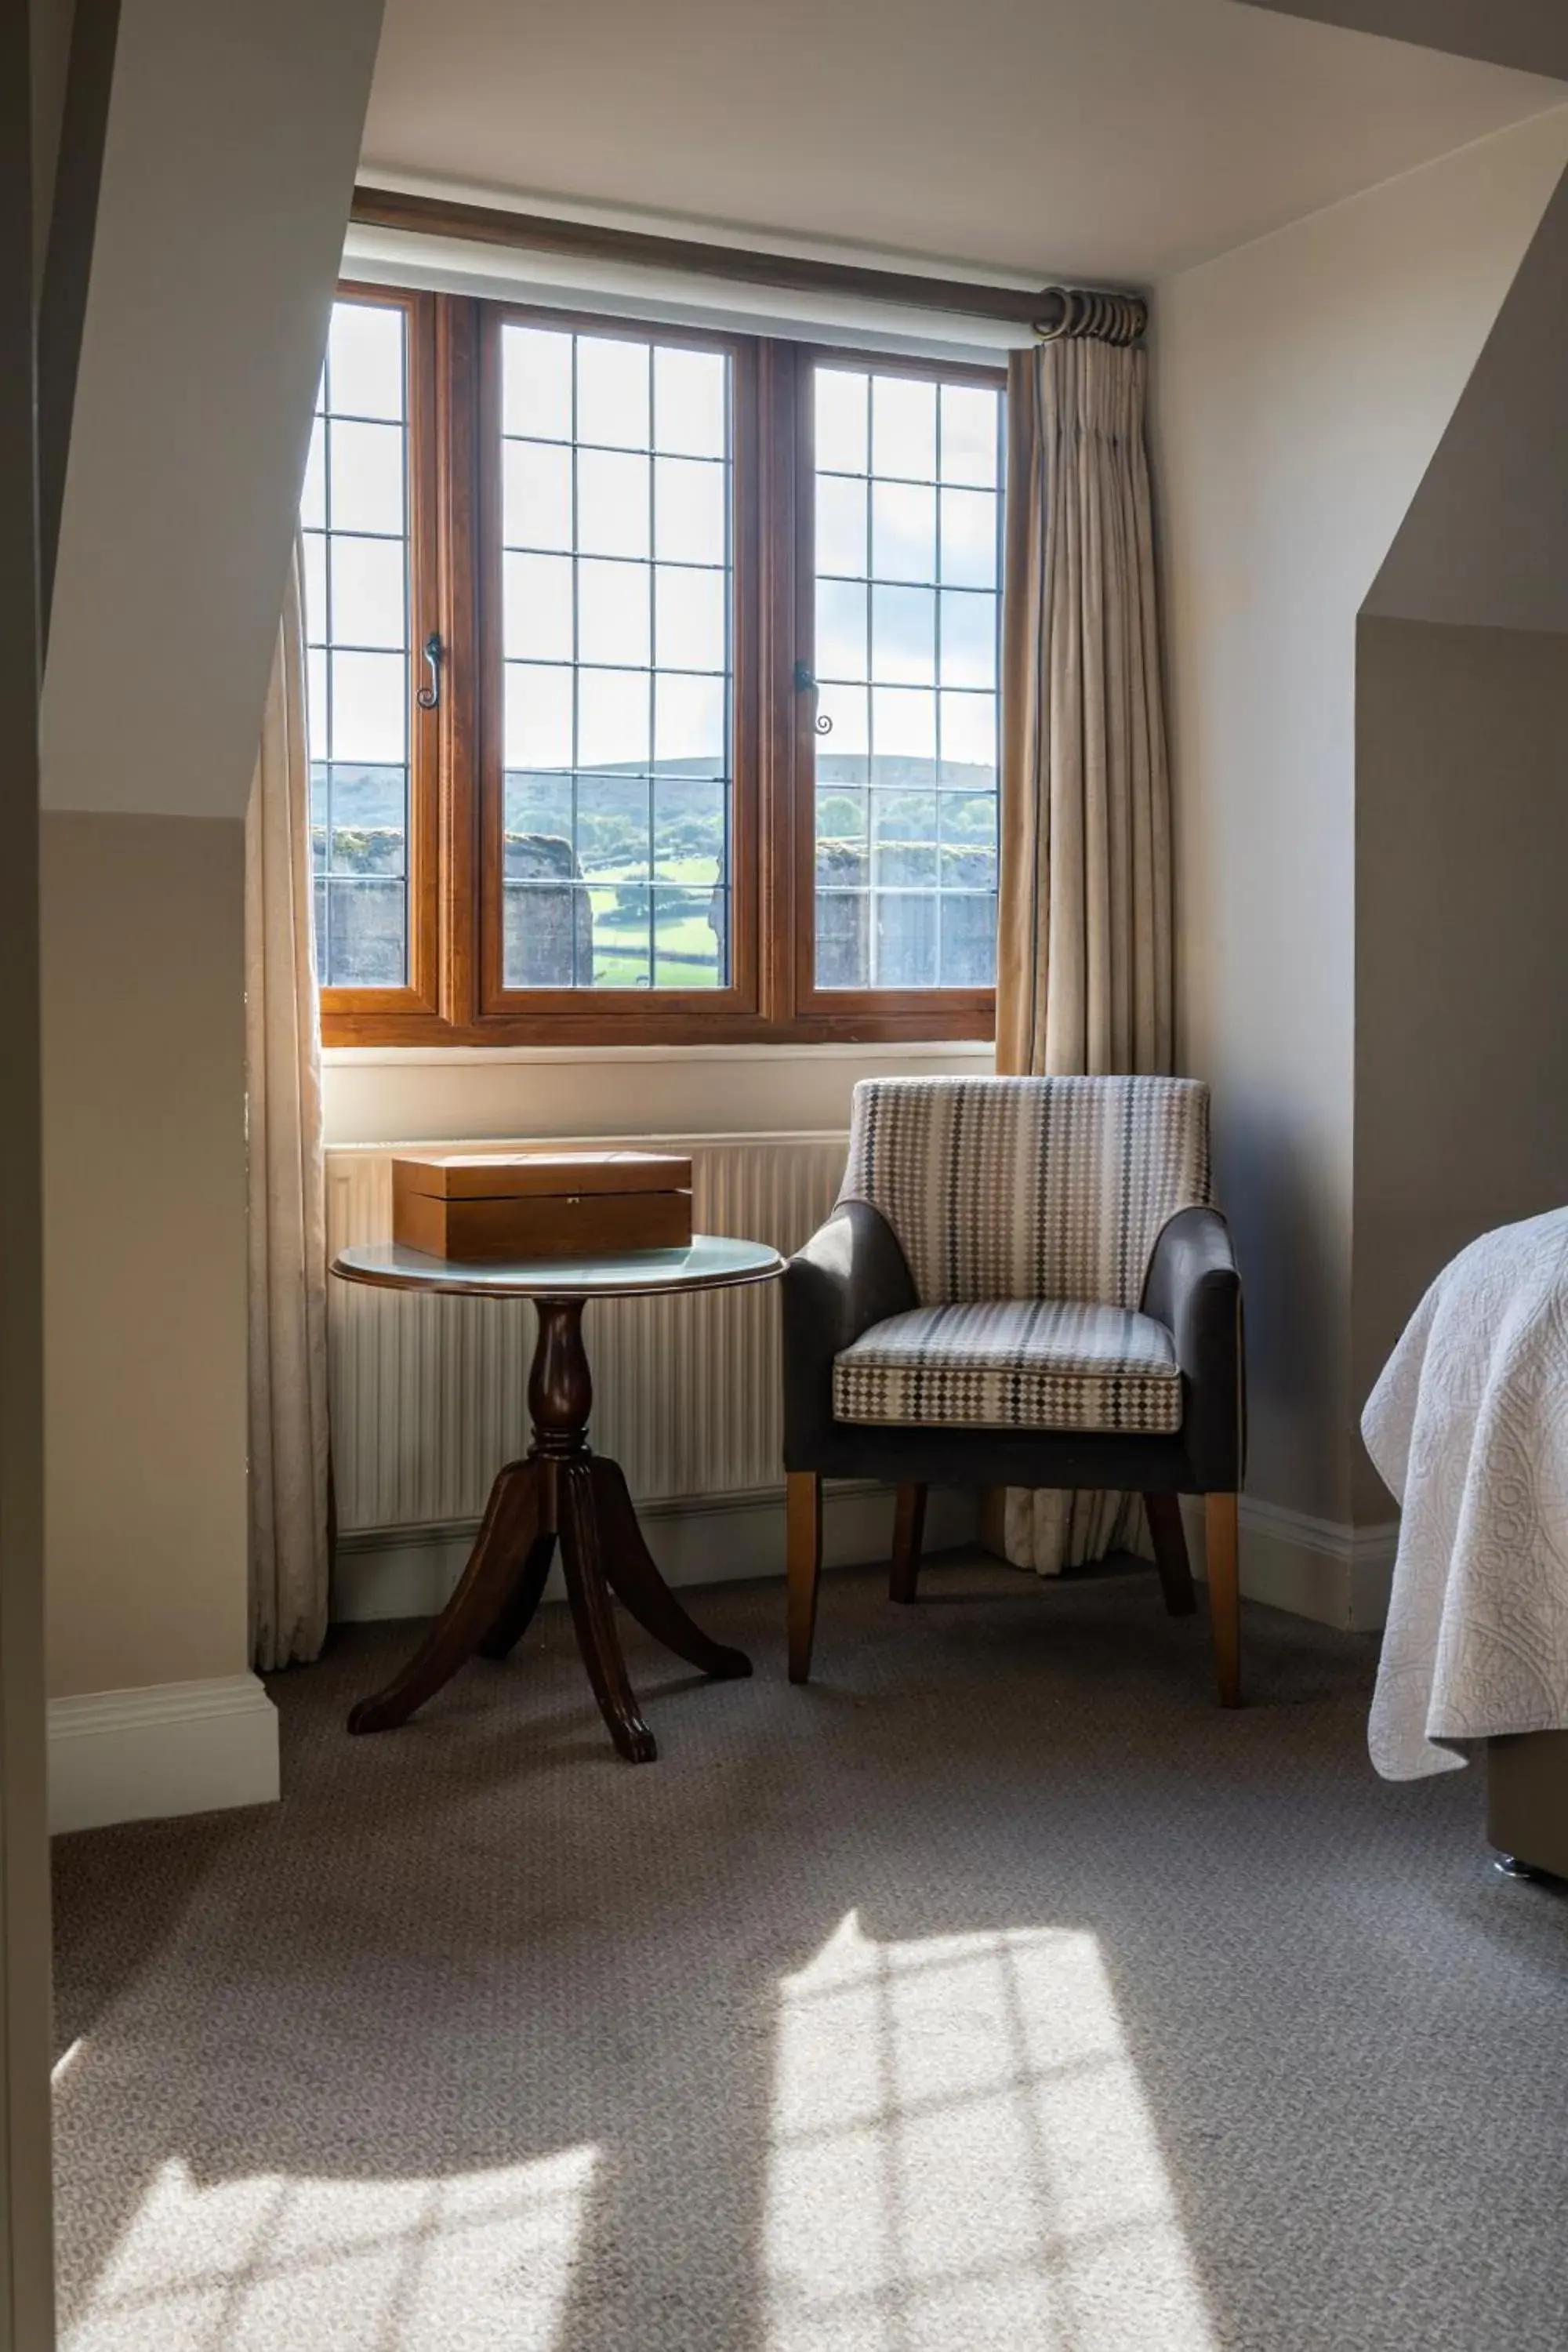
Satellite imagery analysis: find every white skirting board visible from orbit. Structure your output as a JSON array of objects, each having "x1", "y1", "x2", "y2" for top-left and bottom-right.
[
  {"x1": 42, "y1": 1493, "x2": 1388, "y2": 1834},
  {"x1": 48, "y1": 1674, "x2": 281, "y2": 1836},
  {"x1": 1181, "y1": 1494, "x2": 1398, "y2": 1632},
  {"x1": 333, "y1": 1479, "x2": 978, "y2": 1624}
]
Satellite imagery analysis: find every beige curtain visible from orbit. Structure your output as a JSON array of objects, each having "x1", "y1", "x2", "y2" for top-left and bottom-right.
[
  {"x1": 996, "y1": 336, "x2": 1174, "y2": 1576},
  {"x1": 246, "y1": 539, "x2": 331, "y2": 1668}
]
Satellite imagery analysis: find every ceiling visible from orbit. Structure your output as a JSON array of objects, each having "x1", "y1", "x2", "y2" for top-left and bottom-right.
[
  {"x1": 1239, "y1": 0, "x2": 1568, "y2": 81},
  {"x1": 361, "y1": 0, "x2": 1567, "y2": 285}
]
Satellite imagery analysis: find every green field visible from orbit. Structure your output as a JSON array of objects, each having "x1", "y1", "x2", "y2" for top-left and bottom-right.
[
  {"x1": 581, "y1": 855, "x2": 724, "y2": 987},
  {"x1": 314, "y1": 760, "x2": 998, "y2": 989}
]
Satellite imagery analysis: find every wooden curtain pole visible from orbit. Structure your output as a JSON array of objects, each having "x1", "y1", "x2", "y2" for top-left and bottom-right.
[{"x1": 350, "y1": 184, "x2": 1148, "y2": 343}]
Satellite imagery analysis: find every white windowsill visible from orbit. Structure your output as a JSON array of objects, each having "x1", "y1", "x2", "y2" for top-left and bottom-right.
[
  {"x1": 319, "y1": 1034, "x2": 996, "y2": 1148},
  {"x1": 323, "y1": 1038, "x2": 997, "y2": 1069}
]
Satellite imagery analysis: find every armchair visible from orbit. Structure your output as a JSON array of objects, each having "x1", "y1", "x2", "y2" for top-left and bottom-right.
[{"x1": 782, "y1": 1076, "x2": 1246, "y2": 1702}]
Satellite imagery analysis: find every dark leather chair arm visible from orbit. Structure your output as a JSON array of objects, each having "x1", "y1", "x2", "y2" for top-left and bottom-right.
[
  {"x1": 1141, "y1": 1206, "x2": 1245, "y2": 1490},
  {"x1": 782, "y1": 1200, "x2": 917, "y2": 1470}
]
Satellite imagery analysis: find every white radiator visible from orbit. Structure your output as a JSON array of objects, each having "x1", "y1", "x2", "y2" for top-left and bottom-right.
[{"x1": 325, "y1": 1132, "x2": 849, "y2": 1537}]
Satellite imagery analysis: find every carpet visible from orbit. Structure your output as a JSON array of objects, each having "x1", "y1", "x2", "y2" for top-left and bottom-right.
[{"x1": 52, "y1": 1556, "x2": 1568, "y2": 2351}]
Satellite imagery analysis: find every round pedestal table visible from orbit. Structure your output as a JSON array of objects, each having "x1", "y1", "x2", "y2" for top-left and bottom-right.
[{"x1": 332, "y1": 1236, "x2": 784, "y2": 1762}]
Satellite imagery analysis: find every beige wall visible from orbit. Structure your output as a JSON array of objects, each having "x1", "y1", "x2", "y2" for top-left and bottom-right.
[
  {"x1": 1352, "y1": 619, "x2": 1568, "y2": 1508},
  {"x1": 5, "y1": 9, "x2": 60, "y2": 2336},
  {"x1": 36, "y1": 0, "x2": 385, "y2": 1715},
  {"x1": 1348, "y1": 169, "x2": 1568, "y2": 1512},
  {"x1": 42, "y1": 815, "x2": 249, "y2": 1700},
  {"x1": 321, "y1": 1045, "x2": 995, "y2": 1151},
  {"x1": 1154, "y1": 103, "x2": 1568, "y2": 1526}
]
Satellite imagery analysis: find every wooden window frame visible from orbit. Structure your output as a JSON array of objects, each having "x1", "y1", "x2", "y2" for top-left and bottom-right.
[
  {"x1": 475, "y1": 303, "x2": 764, "y2": 1044},
  {"x1": 314, "y1": 282, "x2": 444, "y2": 1034},
  {"x1": 318, "y1": 291, "x2": 1002, "y2": 1049},
  {"x1": 789, "y1": 341, "x2": 1004, "y2": 1042}
]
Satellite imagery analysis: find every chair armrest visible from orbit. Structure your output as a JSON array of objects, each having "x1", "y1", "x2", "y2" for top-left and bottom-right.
[
  {"x1": 782, "y1": 1200, "x2": 917, "y2": 1469},
  {"x1": 1142, "y1": 1206, "x2": 1246, "y2": 1490}
]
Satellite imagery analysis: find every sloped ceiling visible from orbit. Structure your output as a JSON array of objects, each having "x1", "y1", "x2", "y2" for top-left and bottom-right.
[
  {"x1": 361, "y1": 0, "x2": 1567, "y2": 282},
  {"x1": 42, "y1": 0, "x2": 386, "y2": 818},
  {"x1": 1365, "y1": 168, "x2": 1568, "y2": 630},
  {"x1": 1238, "y1": 1, "x2": 1568, "y2": 82}
]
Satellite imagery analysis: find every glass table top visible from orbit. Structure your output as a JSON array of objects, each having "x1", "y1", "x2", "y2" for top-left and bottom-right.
[{"x1": 332, "y1": 1234, "x2": 785, "y2": 1300}]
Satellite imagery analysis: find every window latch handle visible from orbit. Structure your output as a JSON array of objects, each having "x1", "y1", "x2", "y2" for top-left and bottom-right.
[
  {"x1": 416, "y1": 631, "x2": 443, "y2": 711},
  {"x1": 793, "y1": 660, "x2": 831, "y2": 735}
]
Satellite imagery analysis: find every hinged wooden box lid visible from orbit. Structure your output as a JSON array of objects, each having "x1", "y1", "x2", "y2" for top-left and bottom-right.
[
  {"x1": 390, "y1": 1150, "x2": 694, "y2": 1262},
  {"x1": 393, "y1": 1150, "x2": 692, "y2": 1202}
]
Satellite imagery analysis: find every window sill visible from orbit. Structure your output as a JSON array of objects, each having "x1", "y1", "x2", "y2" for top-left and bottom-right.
[{"x1": 321, "y1": 1036, "x2": 997, "y2": 1069}]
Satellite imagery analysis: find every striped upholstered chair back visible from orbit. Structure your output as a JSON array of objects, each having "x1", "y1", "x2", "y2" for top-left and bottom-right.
[{"x1": 837, "y1": 1076, "x2": 1213, "y2": 1310}]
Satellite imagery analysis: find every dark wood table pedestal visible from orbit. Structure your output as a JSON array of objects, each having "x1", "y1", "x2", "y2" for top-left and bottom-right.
[{"x1": 347, "y1": 1297, "x2": 752, "y2": 1762}]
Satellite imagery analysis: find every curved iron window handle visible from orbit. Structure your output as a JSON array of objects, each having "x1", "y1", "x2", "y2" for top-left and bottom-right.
[
  {"x1": 416, "y1": 631, "x2": 443, "y2": 711},
  {"x1": 793, "y1": 659, "x2": 832, "y2": 735}
]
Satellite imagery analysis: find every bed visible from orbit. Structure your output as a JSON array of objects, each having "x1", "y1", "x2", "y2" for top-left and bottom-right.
[{"x1": 1361, "y1": 1206, "x2": 1568, "y2": 1871}]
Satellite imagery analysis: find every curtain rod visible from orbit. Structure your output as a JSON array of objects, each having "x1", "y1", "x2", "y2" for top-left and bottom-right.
[{"x1": 350, "y1": 186, "x2": 1149, "y2": 344}]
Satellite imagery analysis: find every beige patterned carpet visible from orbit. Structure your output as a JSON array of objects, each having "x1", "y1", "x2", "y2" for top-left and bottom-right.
[{"x1": 53, "y1": 1556, "x2": 1568, "y2": 2352}]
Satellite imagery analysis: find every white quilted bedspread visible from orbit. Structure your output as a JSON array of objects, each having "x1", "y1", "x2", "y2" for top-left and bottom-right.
[{"x1": 1362, "y1": 1207, "x2": 1568, "y2": 1780}]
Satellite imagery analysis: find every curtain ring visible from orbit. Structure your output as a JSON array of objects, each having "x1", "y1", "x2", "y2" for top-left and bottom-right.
[{"x1": 1033, "y1": 288, "x2": 1147, "y2": 347}]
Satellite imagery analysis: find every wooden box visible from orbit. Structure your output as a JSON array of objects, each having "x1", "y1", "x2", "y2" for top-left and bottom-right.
[{"x1": 391, "y1": 1150, "x2": 694, "y2": 1263}]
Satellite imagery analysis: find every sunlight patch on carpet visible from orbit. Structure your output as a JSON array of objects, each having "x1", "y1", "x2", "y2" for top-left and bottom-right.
[
  {"x1": 765, "y1": 1912, "x2": 1215, "y2": 2351},
  {"x1": 62, "y1": 2143, "x2": 598, "y2": 2351},
  {"x1": 52, "y1": 2038, "x2": 87, "y2": 2088}
]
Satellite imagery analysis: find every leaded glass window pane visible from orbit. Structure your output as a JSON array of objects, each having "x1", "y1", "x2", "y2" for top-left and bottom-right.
[
  {"x1": 303, "y1": 298, "x2": 411, "y2": 987},
  {"x1": 499, "y1": 325, "x2": 734, "y2": 991},
  {"x1": 812, "y1": 367, "x2": 1002, "y2": 992}
]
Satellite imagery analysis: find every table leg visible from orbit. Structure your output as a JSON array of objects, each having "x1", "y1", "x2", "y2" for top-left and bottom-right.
[
  {"x1": 590, "y1": 1457, "x2": 752, "y2": 1681},
  {"x1": 347, "y1": 1457, "x2": 545, "y2": 1733},
  {"x1": 479, "y1": 1532, "x2": 557, "y2": 1660},
  {"x1": 558, "y1": 1460, "x2": 658, "y2": 1763}
]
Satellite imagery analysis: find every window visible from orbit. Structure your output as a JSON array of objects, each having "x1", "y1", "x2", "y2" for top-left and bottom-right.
[
  {"x1": 303, "y1": 285, "x2": 438, "y2": 1014},
  {"x1": 808, "y1": 363, "x2": 1001, "y2": 996},
  {"x1": 497, "y1": 323, "x2": 736, "y2": 993},
  {"x1": 307, "y1": 290, "x2": 1002, "y2": 1045}
]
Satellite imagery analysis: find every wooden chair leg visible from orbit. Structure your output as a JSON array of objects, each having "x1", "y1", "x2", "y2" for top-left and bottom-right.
[
  {"x1": 890, "y1": 1483, "x2": 927, "y2": 1604},
  {"x1": 1205, "y1": 1491, "x2": 1242, "y2": 1708},
  {"x1": 787, "y1": 1472, "x2": 823, "y2": 1684},
  {"x1": 1143, "y1": 1492, "x2": 1196, "y2": 1617}
]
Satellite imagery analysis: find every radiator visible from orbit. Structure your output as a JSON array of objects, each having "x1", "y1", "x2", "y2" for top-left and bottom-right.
[{"x1": 325, "y1": 1133, "x2": 848, "y2": 1536}]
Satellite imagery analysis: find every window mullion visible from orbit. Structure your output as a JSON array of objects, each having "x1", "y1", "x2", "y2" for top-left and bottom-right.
[
  {"x1": 428, "y1": 292, "x2": 479, "y2": 1029},
  {"x1": 753, "y1": 334, "x2": 801, "y2": 1028}
]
